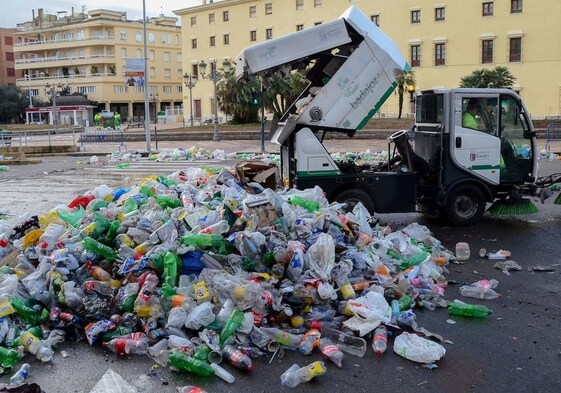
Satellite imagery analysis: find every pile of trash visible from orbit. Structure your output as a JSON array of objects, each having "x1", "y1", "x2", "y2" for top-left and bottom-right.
[{"x1": 0, "y1": 163, "x2": 491, "y2": 388}]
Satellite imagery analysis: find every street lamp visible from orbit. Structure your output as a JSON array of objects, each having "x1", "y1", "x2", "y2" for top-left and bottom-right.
[
  {"x1": 45, "y1": 82, "x2": 64, "y2": 131},
  {"x1": 25, "y1": 73, "x2": 32, "y2": 107},
  {"x1": 199, "y1": 58, "x2": 231, "y2": 141},
  {"x1": 183, "y1": 73, "x2": 197, "y2": 127},
  {"x1": 149, "y1": 92, "x2": 159, "y2": 123}
]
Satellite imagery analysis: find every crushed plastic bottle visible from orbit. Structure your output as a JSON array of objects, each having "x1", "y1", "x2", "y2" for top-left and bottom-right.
[{"x1": 280, "y1": 361, "x2": 326, "y2": 388}]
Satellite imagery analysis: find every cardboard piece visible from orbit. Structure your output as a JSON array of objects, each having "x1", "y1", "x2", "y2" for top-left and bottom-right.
[{"x1": 235, "y1": 161, "x2": 278, "y2": 189}]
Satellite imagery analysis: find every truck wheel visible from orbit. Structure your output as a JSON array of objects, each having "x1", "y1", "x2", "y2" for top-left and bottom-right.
[
  {"x1": 445, "y1": 185, "x2": 486, "y2": 226},
  {"x1": 335, "y1": 189, "x2": 375, "y2": 214}
]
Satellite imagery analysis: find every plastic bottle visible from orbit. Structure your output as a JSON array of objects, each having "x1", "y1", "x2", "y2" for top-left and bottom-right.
[
  {"x1": 0, "y1": 346, "x2": 21, "y2": 368},
  {"x1": 298, "y1": 329, "x2": 321, "y2": 355},
  {"x1": 261, "y1": 327, "x2": 303, "y2": 349},
  {"x1": 371, "y1": 325, "x2": 388, "y2": 355},
  {"x1": 9, "y1": 363, "x2": 31, "y2": 385},
  {"x1": 176, "y1": 387, "x2": 208, "y2": 393},
  {"x1": 448, "y1": 301, "x2": 492, "y2": 318},
  {"x1": 87, "y1": 263, "x2": 120, "y2": 288},
  {"x1": 36, "y1": 223, "x2": 65, "y2": 251},
  {"x1": 134, "y1": 273, "x2": 159, "y2": 307},
  {"x1": 163, "y1": 252, "x2": 179, "y2": 289},
  {"x1": 82, "y1": 237, "x2": 117, "y2": 260},
  {"x1": 168, "y1": 349, "x2": 215, "y2": 377},
  {"x1": 154, "y1": 195, "x2": 182, "y2": 209},
  {"x1": 280, "y1": 361, "x2": 326, "y2": 388},
  {"x1": 222, "y1": 344, "x2": 254, "y2": 371},
  {"x1": 318, "y1": 338, "x2": 343, "y2": 368},
  {"x1": 219, "y1": 308, "x2": 245, "y2": 345},
  {"x1": 306, "y1": 320, "x2": 342, "y2": 332},
  {"x1": 68, "y1": 194, "x2": 95, "y2": 209},
  {"x1": 398, "y1": 294, "x2": 413, "y2": 311},
  {"x1": 321, "y1": 327, "x2": 367, "y2": 357},
  {"x1": 459, "y1": 279, "x2": 501, "y2": 300},
  {"x1": 18, "y1": 331, "x2": 54, "y2": 362},
  {"x1": 200, "y1": 220, "x2": 230, "y2": 235},
  {"x1": 288, "y1": 196, "x2": 320, "y2": 212},
  {"x1": 209, "y1": 363, "x2": 235, "y2": 384},
  {"x1": 181, "y1": 233, "x2": 224, "y2": 248},
  {"x1": 11, "y1": 296, "x2": 46, "y2": 325},
  {"x1": 103, "y1": 338, "x2": 149, "y2": 355},
  {"x1": 455, "y1": 242, "x2": 470, "y2": 261}
]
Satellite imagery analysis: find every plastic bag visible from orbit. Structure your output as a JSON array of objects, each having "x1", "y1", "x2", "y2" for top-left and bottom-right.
[
  {"x1": 401, "y1": 223, "x2": 432, "y2": 243},
  {"x1": 346, "y1": 291, "x2": 391, "y2": 323},
  {"x1": 184, "y1": 302, "x2": 215, "y2": 330},
  {"x1": 307, "y1": 233, "x2": 335, "y2": 281},
  {"x1": 393, "y1": 332, "x2": 446, "y2": 363}
]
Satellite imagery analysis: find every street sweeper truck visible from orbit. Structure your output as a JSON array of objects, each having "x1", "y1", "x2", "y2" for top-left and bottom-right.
[{"x1": 235, "y1": 6, "x2": 560, "y2": 225}]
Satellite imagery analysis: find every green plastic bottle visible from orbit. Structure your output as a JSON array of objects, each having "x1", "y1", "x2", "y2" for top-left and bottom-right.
[
  {"x1": 181, "y1": 234, "x2": 224, "y2": 248},
  {"x1": 122, "y1": 197, "x2": 138, "y2": 214},
  {"x1": 448, "y1": 301, "x2": 492, "y2": 318},
  {"x1": 399, "y1": 251, "x2": 430, "y2": 270},
  {"x1": 11, "y1": 296, "x2": 46, "y2": 325},
  {"x1": 154, "y1": 195, "x2": 182, "y2": 209},
  {"x1": 91, "y1": 212, "x2": 111, "y2": 238},
  {"x1": 219, "y1": 308, "x2": 245, "y2": 345},
  {"x1": 0, "y1": 346, "x2": 21, "y2": 368},
  {"x1": 163, "y1": 252, "x2": 179, "y2": 288},
  {"x1": 83, "y1": 237, "x2": 117, "y2": 261},
  {"x1": 398, "y1": 294, "x2": 413, "y2": 311},
  {"x1": 168, "y1": 349, "x2": 215, "y2": 377},
  {"x1": 288, "y1": 195, "x2": 320, "y2": 212},
  {"x1": 103, "y1": 220, "x2": 120, "y2": 245}
]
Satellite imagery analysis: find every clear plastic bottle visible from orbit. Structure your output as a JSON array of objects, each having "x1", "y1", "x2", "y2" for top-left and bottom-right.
[
  {"x1": 298, "y1": 329, "x2": 321, "y2": 355},
  {"x1": 18, "y1": 331, "x2": 54, "y2": 362},
  {"x1": 177, "y1": 386, "x2": 208, "y2": 393},
  {"x1": 455, "y1": 242, "x2": 470, "y2": 261},
  {"x1": 261, "y1": 327, "x2": 302, "y2": 349},
  {"x1": 9, "y1": 363, "x2": 31, "y2": 385},
  {"x1": 280, "y1": 361, "x2": 326, "y2": 388},
  {"x1": 459, "y1": 279, "x2": 501, "y2": 300},
  {"x1": 371, "y1": 325, "x2": 388, "y2": 355},
  {"x1": 103, "y1": 338, "x2": 149, "y2": 355},
  {"x1": 319, "y1": 338, "x2": 343, "y2": 368},
  {"x1": 321, "y1": 327, "x2": 367, "y2": 357},
  {"x1": 36, "y1": 223, "x2": 65, "y2": 251}
]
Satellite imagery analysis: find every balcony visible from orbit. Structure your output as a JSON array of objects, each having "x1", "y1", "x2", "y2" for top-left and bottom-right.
[
  {"x1": 14, "y1": 35, "x2": 116, "y2": 49},
  {"x1": 15, "y1": 54, "x2": 116, "y2": 70}
]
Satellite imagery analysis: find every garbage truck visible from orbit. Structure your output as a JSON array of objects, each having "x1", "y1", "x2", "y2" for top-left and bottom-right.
[{"x1": 235, "y1": 6, "x2": 559, "y2": 225}]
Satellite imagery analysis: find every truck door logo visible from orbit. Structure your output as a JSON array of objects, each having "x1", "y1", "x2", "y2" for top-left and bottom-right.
[{"x1": 337, "y1": 76, "x2": 358, "y2": 97}]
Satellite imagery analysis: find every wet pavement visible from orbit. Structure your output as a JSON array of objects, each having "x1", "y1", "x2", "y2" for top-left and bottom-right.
[{"x1": 0, "y1": 139, "x2": 560, "y2": 392}]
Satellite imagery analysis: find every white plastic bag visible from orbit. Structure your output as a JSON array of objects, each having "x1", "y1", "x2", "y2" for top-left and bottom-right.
[
  {"x1": 185, "y1": 302, "x2": 215, "y2": 330},
  {"x1": 393, "y1": 332, "x2": 446, "y2": 363},
  {"x1": 307, "y1": 233, "x2": 335, "y2": 281}
]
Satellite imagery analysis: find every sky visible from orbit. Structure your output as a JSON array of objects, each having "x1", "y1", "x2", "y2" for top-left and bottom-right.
[{"x1": 0, "y1": 1, "x2": 220, "y2": 28}]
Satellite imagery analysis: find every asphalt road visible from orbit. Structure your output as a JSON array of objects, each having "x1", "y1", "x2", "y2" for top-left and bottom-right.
[{"x1": 0, "y1": 153, "x2": 560, "y2": 393}]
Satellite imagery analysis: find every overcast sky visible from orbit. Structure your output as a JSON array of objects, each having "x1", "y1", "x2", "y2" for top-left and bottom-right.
[{"x1": 0, "y1": 1, "x2": 220, "y2": 28}]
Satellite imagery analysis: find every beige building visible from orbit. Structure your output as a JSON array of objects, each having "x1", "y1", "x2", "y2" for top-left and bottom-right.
[
  {"x1": 13, "y1": 8, "x2": 183, "y2": 125},
  {"x1": 175, "y1": 0, "x2": 561, "y2": 119}
]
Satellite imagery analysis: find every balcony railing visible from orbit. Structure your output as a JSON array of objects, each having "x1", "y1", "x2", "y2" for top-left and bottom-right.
[
  {"x1": 16, "y1": 54, "x2": 115, "y2": 65},
  {"x1": 14, "y1": 35, "x2": 115, "y2": 47}
]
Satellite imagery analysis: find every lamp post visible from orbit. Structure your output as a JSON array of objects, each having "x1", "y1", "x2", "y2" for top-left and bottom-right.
[
  {"x1": 183, "y1": 73, "x2": 197, "y2": 127},
  {"x1": 407, "y1": 84, "x2": 416, "y2": 116},
  {"x1": 199, "y1": 59, "x2": 231, "y2": 142},
  {"x1": 25, "y1": 73, "x2": 32, "y2": 107},
  {"x1": 45, "y1": 82, "x2": 63, "y2": 131},
  {"x1": 149, "y1": 92, "x2": 159, "y2": 123}
]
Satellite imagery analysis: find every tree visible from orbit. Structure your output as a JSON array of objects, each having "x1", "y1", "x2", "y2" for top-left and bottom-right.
[
  {"x1": 0, "y1": 84, "x2": 29, "y2": 123},
  {"x1": 395, "y1": 70, "x2": 416, "y2": 119},
  {"x1": 459, "y1": 66, "x2": 516, "y2": 88},
  {"x1": 266, "y1": 70, "x2": 309, "y2": 120},
  {"x1": 216, "y1": 67, "x2": 260, "y2": 123}
]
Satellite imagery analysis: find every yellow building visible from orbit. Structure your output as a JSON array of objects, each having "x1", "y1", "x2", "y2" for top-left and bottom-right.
[
  {"x1": 175, "y1": 0, "x2": 561, "y2": 119},
  {"x1": 13, "y1": 8, "x2": 183, "y2": 125}
]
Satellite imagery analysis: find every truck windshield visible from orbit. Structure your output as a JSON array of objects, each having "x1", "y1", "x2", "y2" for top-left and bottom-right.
[{"x1": 416, "y1": 93, "x2": 443, "y2": 124}]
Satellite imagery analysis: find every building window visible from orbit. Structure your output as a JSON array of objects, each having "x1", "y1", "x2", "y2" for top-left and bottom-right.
[
  {"x1": 164, "y1": 69, "x2": 171, "y2": 78},
  {"x1": 149, "y1": 49, "x2": 155, "y2": 60},
  {"x1": 150, "y1": 67, "x2": 155, "y2": 78},
  {"x1": 435, "y1": 7, "x2": 445, "y2": 21},
  {"x1": 265, "y1": 3, "x2": 272, "y2": 15},
  {"x1": 120, "y1": 48, "x2": 127, "y2": 59},
  {"x1": 223, "y1": 34, "x2": 230, "y2": 45},
  {"x1": 77, "y1": 86, "x2": 96, "y2": 94},
  {"x1": 249, "y1": 6, "x2": 256, "y2": 18},
  {"x1": 210, "y1": 36, "x2": 216, "y2": 47},
  {"x1": 7, "y1": 68, "x2": 15, "y2": 77},
  {"x1": 296, "y1": 24, "x2": 304, "y2": 31},
  {"x1": 314, "y1": 0, "x2": 322, "y2": 7},
  {"x1": 191, "y1": 39, "x2": 197, "y2": 49},
  {"x1": 250, "y1": 30, "x2": 257, "y2": 41},
  {"x1": 114, "y1": 85, "x2": 127, "y2": 93},
  {"x1": 136, "y1": 49, "x2": 142, "y2": 58},
  {"x1": 135, "y1": 32, "x2": 142, "y2": 42},
  {"x1": 190, "y1": 16, "x2": 196, "y2": 27},
  {"x1": 435, "y1": 43, "x2": 445, "y2": 66},
  {"x1": 370, "y1": 14, "x2": 380, "y2": 27},
  {"x1": 296, "y1": 0, "x2": 304, "y2": 10},
  {"x1": 120, "y1": 30, "x2": 127, "y2": 40},
  {"x1": 163, "y1": 86, "x2": 172, "y2": 93},
  {"x1": 482, "y1": 2, "x2": 494, "y2": 16},
  {"x1": 223, "y1": 11, "x2": 229, "y2": 21},
  {"x1": 411, "y1": 10, "x2": 421, "y2": 23},
  {"x1": 177, "y1": 53, "x2": 182, "y2": 62},
  {"x1": 482, "y1": 40, "x2": 494, "y2": 64},
  {"x1": 511, "y1": 0, "x2": 522, "y2": 13},
  {"x1": 209, "y1": 13, "x2": 215, "y2": 24},
  {"x1": 266, "y1": 28, "x2": 273, "y2": 40},
  {"x1": 163, "y1": 52, "x2": 170, "y2": 61},
  {"x1": 192, "y1": 64, "x2": 199, "y2": 78},
  {"x1": 410, "y1": 45, "x2": 420, "y2": 67},
  {"x1": 509, "y1": 37, "x2": 521, "y2": 62},
  {"x1": 148, "y1": 33, "x2": 155, "y2": 43},
  {"x1": 6, "y1": 52, "x2": 14, "y2": 61},
  {"x1": 4, "y1": 36, "x2": 13, "y2": 46}
]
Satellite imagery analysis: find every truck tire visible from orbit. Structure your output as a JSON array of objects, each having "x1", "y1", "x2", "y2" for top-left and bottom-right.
[
  {"x1": 334, "y1": 189, "x2": 375, "y2": 214},
  {"x1": 445, "y1": 184, "x2": 486, "y2": 226}
]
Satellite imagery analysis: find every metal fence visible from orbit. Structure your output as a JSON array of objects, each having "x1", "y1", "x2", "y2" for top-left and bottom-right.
[
  {"x1": 79, "y1": 128, "x2": 127, "y2": 152},
  {"x1": 546, "y1": 123, "x2": 561, "y2": 152}
]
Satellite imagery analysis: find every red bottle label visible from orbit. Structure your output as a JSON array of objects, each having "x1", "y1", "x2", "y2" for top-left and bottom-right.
[
  {"x1": 114, "y1": 338, "x2": 128, "y2": 355},
  {"x1": 321, "y1": 345, "x2": 339, "y2": 356}
]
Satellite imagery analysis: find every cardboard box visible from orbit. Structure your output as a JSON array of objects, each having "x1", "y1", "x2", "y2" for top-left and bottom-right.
[{"x1": 235, "y1": 161, "x2": 278, "y2": 190}]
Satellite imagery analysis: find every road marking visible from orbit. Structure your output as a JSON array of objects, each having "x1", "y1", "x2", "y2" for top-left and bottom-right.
[{"x1": 89, "y1": 368, "x2": 138, "y2": 393}]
